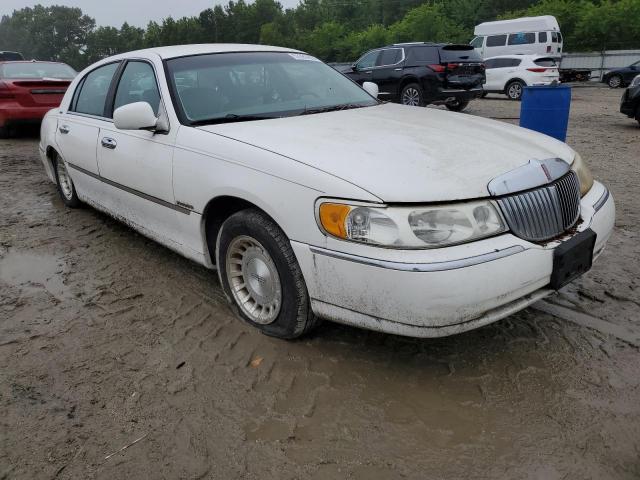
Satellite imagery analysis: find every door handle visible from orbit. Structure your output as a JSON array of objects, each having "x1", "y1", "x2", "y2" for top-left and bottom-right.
[
  {"x1": 394, "y1": 68, "x2": 402, "y2": 71},
  {"x1": 101, "y1": 137, "x2": 117, "y2": 149},
  {"x1": 364, "y1": 70, "x2": 372, "y2": 74},
  {"x1": 59, "y1": 125, "x2": 70, "y2": 134}
]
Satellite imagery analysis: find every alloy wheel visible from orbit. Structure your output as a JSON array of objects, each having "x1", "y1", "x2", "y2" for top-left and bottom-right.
[
  {"x1": 608, "y1": 76, "x2": 622, "y2": 88},
  {"x1": 508, "y1": 82, "x2": 522, "y2": 100},
  {"x1": 402, "y1": 87, "x2": 421, "y2": 106},
  {"x1": 56, "y1": 161, "x2": 74, "y2": 201},
  {"x1": 225, "y1": 235, "x2": 282, "y2": 325}
]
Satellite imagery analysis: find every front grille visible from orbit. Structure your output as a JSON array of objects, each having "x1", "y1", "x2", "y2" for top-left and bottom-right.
[{"x1": 497, "y1": 172, "x2": 581, "y2": 242}]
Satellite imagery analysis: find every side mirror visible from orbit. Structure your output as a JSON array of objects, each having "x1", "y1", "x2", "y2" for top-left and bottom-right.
[
  {"x1": 113, "y1": 102, "x2": 158, "y2": 131},
  {"x1": 362, "y1": 81, "x2": 379, "y2": 98},
  {"x1": 351, "y1": 63, "x2": 358, "y2": 71}
]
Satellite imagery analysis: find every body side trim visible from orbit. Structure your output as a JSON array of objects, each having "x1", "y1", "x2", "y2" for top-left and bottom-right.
[{"x1": 66, "y1": 162, "x2": 191, "y2": 215}]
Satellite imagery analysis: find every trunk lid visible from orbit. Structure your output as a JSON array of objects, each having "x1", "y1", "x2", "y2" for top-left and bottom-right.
[
  {"x1": 438, "y1": 45, "x2": 485, "y2": 89},
  {"x1": 2, "y1": 79, "x2": 70, "y2": 107}
]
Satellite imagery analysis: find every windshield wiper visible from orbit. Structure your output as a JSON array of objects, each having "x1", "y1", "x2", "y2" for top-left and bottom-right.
[
  {"x1": 191, "y1": 113, "x2": 278, "y2": 126},
  {"x1": 299, "y1": 103, "x2": 369, "y2": 116}
]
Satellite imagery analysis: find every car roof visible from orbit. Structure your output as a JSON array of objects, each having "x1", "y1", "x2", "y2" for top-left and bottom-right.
[
  {"x1": 115, "y1": 43, "x2": 303, "y2": 60},
  {"x1": 388, "y1": 42, "x2": 445, "y2": 47}
]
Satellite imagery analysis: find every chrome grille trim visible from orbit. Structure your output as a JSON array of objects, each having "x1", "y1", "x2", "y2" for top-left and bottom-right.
[{"x1": 497, "y1": 172, "x2": 581, "y2": 242}]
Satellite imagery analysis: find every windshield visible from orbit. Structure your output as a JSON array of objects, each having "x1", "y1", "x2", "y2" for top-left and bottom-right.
[
  {"x1": 166, "y1": 52, "x2": 378, "y2": 124},
  {"x1": 0, "y1": 62, "x2": 76, "y2": 79}
]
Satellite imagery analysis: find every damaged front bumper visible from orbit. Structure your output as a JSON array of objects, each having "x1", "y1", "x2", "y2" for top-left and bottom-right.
[{"x1": 292, "y1": 181, "x2": 615, "y2": 338}]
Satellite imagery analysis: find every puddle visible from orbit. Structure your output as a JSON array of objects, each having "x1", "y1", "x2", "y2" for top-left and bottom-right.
[{"x1": 0, "y1": 251, "x2": 70, "y2": 300}]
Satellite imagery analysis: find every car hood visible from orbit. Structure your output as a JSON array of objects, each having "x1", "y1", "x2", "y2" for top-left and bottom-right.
[{"x1": 198, "y1": 103, "x2": 575, "y2": 202}]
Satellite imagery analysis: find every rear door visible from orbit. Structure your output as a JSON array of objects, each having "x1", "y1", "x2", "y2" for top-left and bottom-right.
[
  {"x1": 372, "y1": 48, "x2": 404, "y2": 98},
  {"x1": 439, "y1": 45, "x2": 485, "y2": 90},
  {"x1": 56, "y1": 62, "x2": 121, "y2": 176}
]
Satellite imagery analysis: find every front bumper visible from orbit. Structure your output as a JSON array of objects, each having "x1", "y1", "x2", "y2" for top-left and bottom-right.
[{"x1": 293, "y1": 181, "x2": 615, "y2": 337}]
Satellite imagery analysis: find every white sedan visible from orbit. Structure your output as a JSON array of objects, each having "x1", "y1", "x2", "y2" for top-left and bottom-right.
[
  {"x1": 483, "y1": 54, "x2": 560, "y2": 100},
  {"x1": 39, "y1": 44, "x2": 614, "y2": 339}
]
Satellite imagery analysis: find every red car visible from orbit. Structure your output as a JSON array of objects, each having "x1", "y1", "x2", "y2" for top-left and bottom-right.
[{"x1": 0, "y1": 60, "x2": 76, "y2": 138}]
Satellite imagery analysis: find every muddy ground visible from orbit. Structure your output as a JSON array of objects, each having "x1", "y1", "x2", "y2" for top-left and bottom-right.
[{"x1": 1, "y1": 86, "x2": 639, "y2": 479}]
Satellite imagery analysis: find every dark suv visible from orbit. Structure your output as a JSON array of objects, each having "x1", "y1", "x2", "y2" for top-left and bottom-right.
[
  {"x1": 0, "y1": 51, "x2": 24, "y2": 61},
  {"x1": 340, "y1": 43, "x2": 485, "y2": 111}
]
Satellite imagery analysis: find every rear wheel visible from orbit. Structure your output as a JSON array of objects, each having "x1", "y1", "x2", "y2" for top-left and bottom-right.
[
  {"x1": 445, "y1": 100, "x2": 470, "y2": 112},
  {"x1": 216, "y1": 209, "x2": 319, "y2": 339},
  {"x1": 400, "y1": 83, "x2": 425, "y2": 107},
  {"x1": 505, "y1": 80, "x2": 525, "y2": 101},
  {"x1": 53, "y1": 154, "x2": 81, "y2": 208},
  {"x1": 607, "y1": 75, "x2": 622, "y2": 88},
  {"x1": 481, "y1": 91, "x2": 488, "y2": 98}
]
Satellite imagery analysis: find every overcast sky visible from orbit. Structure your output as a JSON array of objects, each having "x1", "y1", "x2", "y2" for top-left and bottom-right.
[{"x1": 0, "y1": 0, "x2": 301, "y2": 27}]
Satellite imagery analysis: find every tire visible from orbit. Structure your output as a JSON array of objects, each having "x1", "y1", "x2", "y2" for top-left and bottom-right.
[
  {"x1": 607, "y1": 75, "x2": 622, "y2": 89},
  {"x1": 481, "y1": 91, "x2": 488, "y2": 98},
  {"x1": 400, "y1": 83, "x2": 425, "y2": 107},
  {"x1": 0, "y1": 126, "x2": 9, "y2": 139},
  {"x1": 216, "y1": 209, "x2": 319, "y2": 339},
  {"x1": 505, "y1": 80, "x2": 525, "y2": 101},
  {"x1": 445, "y1": 100, "x2": 469, "y2": 112},
  {"x1": 53, "y1": 153, "x2": 81, "y2": 208}
]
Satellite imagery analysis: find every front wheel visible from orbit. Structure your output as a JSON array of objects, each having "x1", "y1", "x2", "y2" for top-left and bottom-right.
[
  {"x1": 505, "y1": 80, "x2": 525, "y2": 101},
  {"x1": 445, "y1": 100, "x2": 470, "y2": 112},
  {"x1": 607, "y1": 75, "x2": 622, "y2": 88},
  {"x1": 216, "y1": 209, "x2": 319, "y2": 339},
  {"x1": 54, "y1": 154, "x2": 81, "y2": 208},
  {"x1": 400, "y1": 83, "x2": 425, "y2": 107}
]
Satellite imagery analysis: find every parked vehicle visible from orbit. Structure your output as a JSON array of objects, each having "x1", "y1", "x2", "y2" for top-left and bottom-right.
[
  {"x1": 339, "y1": 43, "x2": 485, "y2": 112},
  {"x1": 471, "y1": 16, "x2": 563, "y2": 59},
  {"x1": 603, "y1": 61, "x2": 640, "y2": 88},
  {"x1": 0, "y1": 51, "x2": 24, "y2": 61},
  {"x1": 0, "y1": 60, "x2": 76, "y2": 138},
  {"x1": 39, "y1": 44, "x2": 614, "y2": 339},
  {"x1": 483, "y1": 55, "x2": 559, "y2": 100},
  {"x1": 620, "y1": 74, "x2": 640, "y2": 125}
]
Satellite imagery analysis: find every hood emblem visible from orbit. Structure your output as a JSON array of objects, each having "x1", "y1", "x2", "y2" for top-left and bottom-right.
[{"x1": 488, "y1": 158, "x2": 570, "y2": 196}]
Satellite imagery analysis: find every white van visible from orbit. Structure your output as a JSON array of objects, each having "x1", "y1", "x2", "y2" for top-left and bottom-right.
[{"x1": 471, "y1": 16, "x2": 563, "y2": 60}]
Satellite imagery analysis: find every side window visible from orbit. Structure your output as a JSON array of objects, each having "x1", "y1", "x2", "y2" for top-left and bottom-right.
[
  {"x1": 538, "y1": 32, "x2": 548, "y2": 43},
  {"x1": 356, "y1": 51, "x2": 379, "y2": 70},
  {"x1": 470, "y1": 36, "x2": 484, "y2": 49},
  {"x1": 113, "y1": 61, "x2": 161, "y2": 116},
  {"x1": 377, "y1": 48, "x2": 402, "y2": 67},
  {"x1": 484, "y1": 59, "x2": 497, "y2": 69},
  {"x1": 406, "y1": 46, "x2": 439, "y2": 64},
  {"x1": 508, "y1": 33, "x2": 535, "y2": 45},
  {"x1": 73, "y1": 62, "x2": 119, "y2": 117},
  {"x1": 508, "y1": 58, "x2": 522, "y2": 67},
  {"x1": 486, "y1": 35, "x2": 507, "y2": 47},
  {"x1": 551, "y1": 32, "x2": 559, "y2": 43}
]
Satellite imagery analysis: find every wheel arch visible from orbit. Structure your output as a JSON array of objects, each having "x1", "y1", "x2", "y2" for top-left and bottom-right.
[
  {"x1": 201, "y1": 194, "x2": 284, "y2": 268},
  {"x1": 43, "y1": 145, "x2": 59, "y2": 182},
  {"x1": 504, "y1": 77, "x2": 527, "y2": 90}
]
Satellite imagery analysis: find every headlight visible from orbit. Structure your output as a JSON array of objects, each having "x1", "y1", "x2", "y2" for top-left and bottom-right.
[
  {"x1": 570, "y1": 152, "x2": 594, "y2": 196},
  {"x1": 317, "y1": 200, "x2": 507, "y2": 248}
]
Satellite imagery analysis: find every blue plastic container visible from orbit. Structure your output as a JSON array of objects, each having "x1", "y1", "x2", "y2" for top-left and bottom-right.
[{"x1": 519, "y1": 85, "x2": 571, "y2": 142}]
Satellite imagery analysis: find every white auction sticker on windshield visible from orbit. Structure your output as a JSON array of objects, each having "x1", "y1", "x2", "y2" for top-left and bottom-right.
[{"x1": 288, "y1": 53, "x2": 320, "y2": 62}]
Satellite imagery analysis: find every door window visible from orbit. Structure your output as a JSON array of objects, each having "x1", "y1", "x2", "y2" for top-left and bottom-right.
[
  {"x1": 508, "y1": 33, "x2": 535, "y2": 45},
  {"x1": 538, "y1": 32, "x2": 548, "y2": 43},
  {"x1": 406, "y1": 46, "x2": 439, "y2": 64},
  {"x1": 355, "y1": 51, "x2": 379, "y2": 70},
  {"x1": 486, "y1": 35, "x2": 507, "y2": 47},
  {"x1": 72, "y1": 62, "x2": 119, "y2": 117},
  {"x1": 113, "y1": 61, "x2": 161, "y2": 116},
  {"x1": 470, "y1": 37, "x2": 484, "y2": 49},
  {"x1": 377, "y1": 48, "x2": 403, "y2": 67}
]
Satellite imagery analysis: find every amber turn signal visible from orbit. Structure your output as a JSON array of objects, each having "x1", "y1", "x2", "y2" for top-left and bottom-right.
[{"x1": 318, "y1": 203, "x2": 351, "y2": 239}]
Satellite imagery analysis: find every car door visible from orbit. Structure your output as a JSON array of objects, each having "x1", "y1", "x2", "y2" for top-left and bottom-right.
[
  {"x1": 485, "y1": 58, "x2": 511, "y2": 90},
  {"x1": 372, "y1": 48, "x2": 404, "y2": 98},
  {"x1": 345, "y1": 50, "x2": 380, "y2": 85},
  {"x1": 56, "y1": 62, "x2": 121, "y2": 180},
  {"x1": 96, "y1": 59, "x2": 178, "y2": 236}
]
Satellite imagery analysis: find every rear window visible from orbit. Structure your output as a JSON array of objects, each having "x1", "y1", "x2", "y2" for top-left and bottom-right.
[
  {"x1": 0, "y1": 62, "x2": 76, "y2": 79},
  {"x1": 0, "y1": 52, "x2": 23, "y2": 61},
  {"x1": 538, "y1": 32, "x2": 548, "y2": 43},
  {"x1": 438, "y1": 45, "x2": 481, "y2": 62},
  {"x1": 534, "y1": 57, "x2": 557, "y2": 67},
  {"x1": 486, "y1": 35, "x2": 507, "y2": 47},
  {"x1": 508, "y1": 33, "x2": 535, "y2": 45}
]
